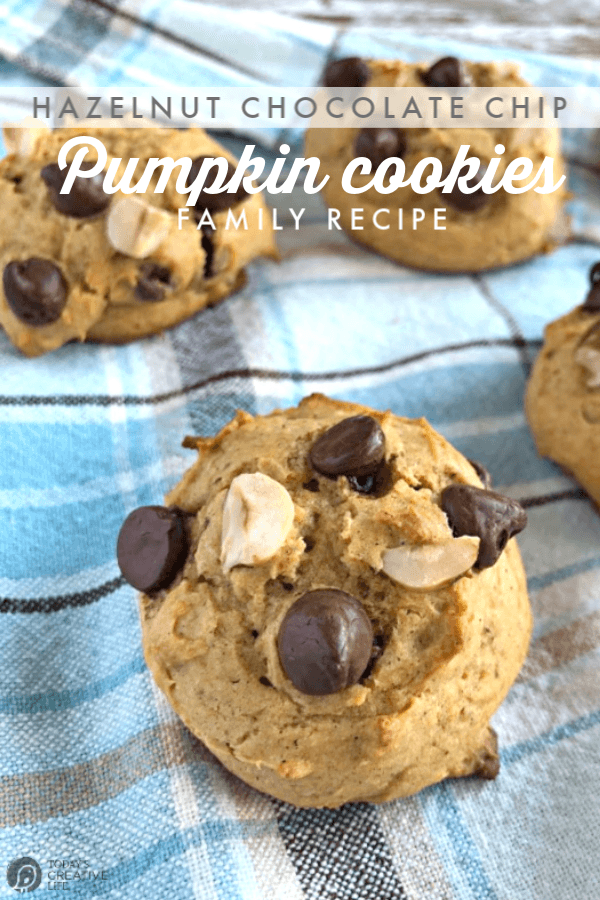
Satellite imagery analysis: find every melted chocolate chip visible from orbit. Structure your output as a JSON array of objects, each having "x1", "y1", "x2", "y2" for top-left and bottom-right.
[
  {"x1": 134, "y1": 263, "x2": 172, "y2": 302},
  {"x1": 441, "y1": 483, "x2": 527, "y2": 569},
  {"x1": 354, "y1": 129, "x2": 406, "y2": 168},
  {"x1": 277, "y1": 589, "x2": 373, "y2": 695},
  {"x1": 200, "y1": 226, "x2": 215, "y2": 278},
  {"x1": 3, "y1": 258, "x2": 68, "y2": 326},
  {"x1": 443, "y1": 163, "x2": 489, "y2": 212},
  {"x1": 116, "y1": 505, "x2": 188, "y2": 593},
  {"x1": 322, "y1": 56, "x2": 369, "y2": 88},
  {"x1": 187, "y1": 157, "x2": 248, "y2": 217},
  {"x1": 310, "y1": 415, "x2": 386, "y2": 478},
  {"x1": 421, "y1": 56, "x2": 465, "y2": 88},
  {"x1": 468, "y1": 459, "x2": 493, "y2": 489},
  {"x1": 581, "y1": 262, "x2": 600, "y2": 312},
  {"x1": 41, "y1": 161, "x2": 110, "y2": 218}
]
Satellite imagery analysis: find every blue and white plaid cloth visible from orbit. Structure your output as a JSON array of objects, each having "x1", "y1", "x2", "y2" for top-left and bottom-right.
[{"x1": 1, "y1": 2, "x2": 600, "y2": 899}]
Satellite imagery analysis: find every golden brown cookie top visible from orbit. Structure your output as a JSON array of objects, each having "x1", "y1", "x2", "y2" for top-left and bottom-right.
[
  {"x1": 121, "y1": 394, "x2": 531, "y2": 806},
  {"x1": 0, "y1": 125, "x2": 277, "y2": 355}
]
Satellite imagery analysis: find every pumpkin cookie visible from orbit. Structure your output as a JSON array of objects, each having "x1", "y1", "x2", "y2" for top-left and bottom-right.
[
  {"x1": 0, "y1": 124, "x2": 277, "y2": 356},
  {"x1": 117, "y1": 393, "x2": 531, "y2": 808},
  {"x1": 306, "y1": 55, "x2": 568, "y2": 272}
]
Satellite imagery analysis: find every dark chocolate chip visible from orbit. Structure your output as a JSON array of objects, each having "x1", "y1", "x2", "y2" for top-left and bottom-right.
[
  {"x1": 277, "y1": 589, "x2": 373, "y2": 695},
  {"x1": 581, "y1": 262, "x2": 600, "y2": 312},
  {"x1": 187, "y1": 157, "x2": 248, "y2": 216},
  {"x1": 41, "y1": 161, "x2": 109, "y2": 218},
  {"x1": 468, "y1": 459, "x2": 493, "y2": 489},
  {"x1": 3, "y1": 258, "x2": 67, "y2": 326},
  {"x1": 421, "y1": 56, "x2": 465, "y2": 88},
  {"x1": 134, "y1": 262, "x2": 172, "y2": 302},
  {"x1": 303, "y1": 479, "x2": 320, "y2": 492},
  {"x1": 259, "y1": 676, "x2": 273, "y2": 688},
  {"x1": 322, "y1": 56, "x2": 369, "y2": 88},
  {"x1": 443, "y1": 163, "x2": 489, "y2": 212},
  {"x1": 200, "y1": 225, "x2": 214, "y2": 278},
  {"x1": 310, "y1": 415, "x2": 385, "y2": 478},
  {"x1": 441, "y1": 483, "x2": 527, "y2": 569},
  {"x1": 354, "y1": 129, "x2": 406, "y2": 168},
  {"x1": 116, "y1": 505, "x2": 188, "y2": 593},
  {"x1": 470, "y1": 727, "x2": 500, "y2": 780}
]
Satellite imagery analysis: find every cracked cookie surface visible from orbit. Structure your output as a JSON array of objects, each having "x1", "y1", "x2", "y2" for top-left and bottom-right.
[
  {"x1": 128, "y1": 394, "x2": 531, "y2": 807},
  {"x1": 0, "y1": 125, "x2": 277, "y2": 356}
]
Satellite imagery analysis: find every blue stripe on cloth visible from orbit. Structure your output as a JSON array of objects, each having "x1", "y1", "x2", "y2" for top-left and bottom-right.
[
  {"x1": 0, "y1": 673, "x2": 158, "y2": 774},
  {"x1": 420, "y1": 783, "x2": 499, "y2": 900},
  {"x1": 0, "y1": 655, "x2": 146, "y2": 714},
  {"x1": 528, "y1": 554, "x2": 600, "y2": 593},
  {"x1": 502, "y1": 706, "x2": 600, "y2": 768}
]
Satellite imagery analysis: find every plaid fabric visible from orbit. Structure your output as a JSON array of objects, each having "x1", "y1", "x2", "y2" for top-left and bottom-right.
[{"x1": 1, "y1": 2, "x2": 600, "y2": 899}]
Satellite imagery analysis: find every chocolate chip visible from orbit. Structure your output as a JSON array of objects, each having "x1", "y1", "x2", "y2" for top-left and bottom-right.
[
  {"x1": 3, "y1": 258, "x2": 68, "y2": 326},
  {"x1": 200, "y1": 226, "x2": 214, "y2": 278},
  {"x1": 134, "y1": 263, "x2": 172, "y2": 302},
  {"x1": 303, "y1": 479, "x2": 320, "y2": 493},
  {"x1": 441, "y1": 484, "x2": 527, "y2": 569},
  {"x1": 443, "y1": 163, "x2": 489, "y2": 212},
  {"x1": 310, "y1": 415, "x2": 386, "y2": 478},
  {"x1": 581, "y1": 262, "x2": 600, "y2": 312},
  {"x1": 421, "y1": 56, "x2": 465, "y2": 88},
  {"x1": 41, "y1": 161, "x2": 109, "y2": 218},
  {"x1": 187, "y1": 157, "x2": 248, "y2": 216},
  {"x1": 322, "y1": 56, "x2": 369, "y2": 88},
  {"x1": 116, "y1": 505, "x2": 188, "y2": 593},
  {"x1": 354, "y1": 129, "x2": 406, "y2": 168},
  {"x1": 277, "y1": 589, "x2": 373, "y2": 695},
  {"x1": 468, "y1": 459, "x2": 493, "y2": 489}
]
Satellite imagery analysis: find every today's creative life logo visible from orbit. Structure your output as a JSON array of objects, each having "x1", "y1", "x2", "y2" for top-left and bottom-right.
[{"x1": 6, "y1": 857, "x2": 42, "y2": 893}]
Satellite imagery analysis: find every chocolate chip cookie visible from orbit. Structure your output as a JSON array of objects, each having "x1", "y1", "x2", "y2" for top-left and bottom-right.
[
  {"x1": 526, "y1": 262, "x2": 600, "y2": 503},
  {"x1": 305, "y1": 55, "x2": 569, "y2": 272},
  {"x1": 117, "y1": 393, "x2": 531, "y2": 808},
  {"x1": 0, "y1": 124, "x2": 278, "y2": 356}
]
